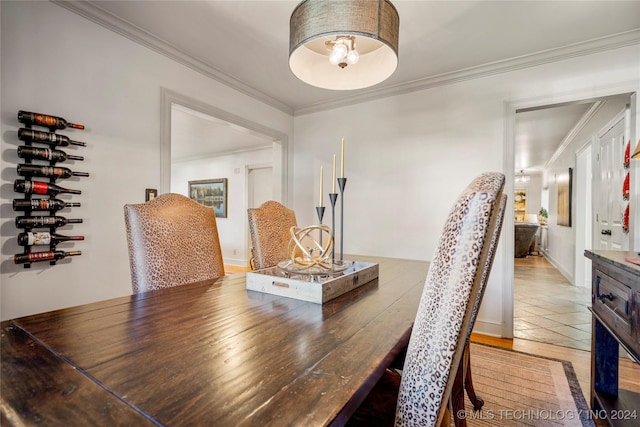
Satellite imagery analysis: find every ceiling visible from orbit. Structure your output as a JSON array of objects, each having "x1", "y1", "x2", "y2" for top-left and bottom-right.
[
  {"x1": 171, "y1": 104, "x2": 273, "y2": 161},
  {"x1": 514, "y1": 102, "x2": 595, "y2": 175},
  {"x1": 58, "y1": 0, "x2": 640, "y2": 169}
]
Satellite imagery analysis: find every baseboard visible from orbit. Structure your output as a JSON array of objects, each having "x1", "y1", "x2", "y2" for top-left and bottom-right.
[
  {"x1": 540, "y1": 252, "x2": 574, "y2": 284},
  {"x1": 472, "y1": 319, "x2": 505, "y2": 338},
  {"x1": 223, "y1": 257, "x2": 247, "y2": 266}
]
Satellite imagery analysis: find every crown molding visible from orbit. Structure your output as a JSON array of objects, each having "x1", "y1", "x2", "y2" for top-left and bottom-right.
[
  {"x1": 294, "y1": 29, "x2": 640, "y2": 116},
  {"x1": 53, "y1": 1, "x2": 639, "y2": 118},
  {"x1": 52, "y1": 0, "x2": 294, "y2": 115}
]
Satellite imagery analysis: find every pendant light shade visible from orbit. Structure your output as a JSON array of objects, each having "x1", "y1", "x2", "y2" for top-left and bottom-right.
[{"x1": 289, "y1": 0, "x2": 399, "y2": 90}]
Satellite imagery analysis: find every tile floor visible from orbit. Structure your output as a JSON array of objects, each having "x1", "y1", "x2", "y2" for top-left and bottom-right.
[{"x1": 514, "y1": 255, "x2": 593, "y2": 351}]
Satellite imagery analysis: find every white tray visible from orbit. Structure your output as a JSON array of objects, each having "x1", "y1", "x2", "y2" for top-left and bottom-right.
[{"x1": 245, "y1": 261, "x2": 379, "y2": 304}]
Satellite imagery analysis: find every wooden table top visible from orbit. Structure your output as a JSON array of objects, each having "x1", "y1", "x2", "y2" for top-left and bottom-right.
[{"x1": 1, "y1": 256, "x2": 429, "y2": 426}]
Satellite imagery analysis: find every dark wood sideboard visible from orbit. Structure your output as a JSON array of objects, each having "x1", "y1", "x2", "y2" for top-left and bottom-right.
[{"x1": 585, "y1": 250, "x2": 640, "y2": 427}]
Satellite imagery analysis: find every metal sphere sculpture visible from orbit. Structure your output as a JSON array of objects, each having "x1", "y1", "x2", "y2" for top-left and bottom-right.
[{"x1": 287, "y1": 225, "x2": 334, "y2": 270}]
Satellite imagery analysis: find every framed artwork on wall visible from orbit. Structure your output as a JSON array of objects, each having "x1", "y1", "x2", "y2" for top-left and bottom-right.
[
  {"x1": 188, "y1": 178, "x2": 228, "y2": 218},
  {"x1": 557, "y1": 168, "x2": 572, "y2": 227}
]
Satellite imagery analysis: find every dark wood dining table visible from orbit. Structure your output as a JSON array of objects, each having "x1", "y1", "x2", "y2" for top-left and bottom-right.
[{"x1": 1, "y1": 255, "x2": 429, "y2": 426}]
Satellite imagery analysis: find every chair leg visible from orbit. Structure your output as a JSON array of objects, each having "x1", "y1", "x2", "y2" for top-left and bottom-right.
[
  {"x1": 463, "y1": 342, "x2": 484, "y2": 411},
  {"x1": 450, "y1": 352, "x2": 467, "y2": 427}
]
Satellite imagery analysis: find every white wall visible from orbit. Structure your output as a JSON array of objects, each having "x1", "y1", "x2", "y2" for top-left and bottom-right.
[
  {"x1": 0, "y1": 1, "x2": 293, "y2": 320},
  {"x1": 292, "y1": 46, "x2": 640, "y2": 337},
  {"x1": 171, "y1": 148, "x2": 272, "y2": 266}
]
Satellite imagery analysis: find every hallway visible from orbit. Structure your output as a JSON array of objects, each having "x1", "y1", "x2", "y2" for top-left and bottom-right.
[{"x1": 514, "y1": 255, "x2": 592, "y2": 351}]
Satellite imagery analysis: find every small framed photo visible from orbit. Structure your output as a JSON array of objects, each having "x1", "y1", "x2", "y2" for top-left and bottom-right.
[
  {"x1": 188, "y1": 178, "x2": 228, "y2": 218},
  {"x1": 145, "y1": 188, "x2": 158, "y2": 202}
]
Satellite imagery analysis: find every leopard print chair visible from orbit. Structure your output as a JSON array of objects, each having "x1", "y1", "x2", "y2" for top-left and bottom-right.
[
  {"x1": 347, "y1": 172, "x2": 505, "y2": 427},
  {"x1": 451, "y1": 192, "x2": 507, "y2": 425},
  {"x1": 124, "y1": 193, "x2": 225, "y2": 293},
  {"x1": 247, "y1": 201, "x2": 297, "y2": 270}
]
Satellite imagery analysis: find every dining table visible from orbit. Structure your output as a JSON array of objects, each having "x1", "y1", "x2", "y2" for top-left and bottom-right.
[{"x1": 1, "y1": 255, "x2": 429, "y2": 426}]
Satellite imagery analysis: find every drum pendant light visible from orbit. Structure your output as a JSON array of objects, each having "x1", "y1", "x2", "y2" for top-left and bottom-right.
[{"x1": 289, "y1": 0, "x2": 399, "y2": 90}]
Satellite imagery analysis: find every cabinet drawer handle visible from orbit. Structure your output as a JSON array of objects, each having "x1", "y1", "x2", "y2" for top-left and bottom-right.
[{"x1": 597, "y1": 293, "x2": 614, "y2": 303}]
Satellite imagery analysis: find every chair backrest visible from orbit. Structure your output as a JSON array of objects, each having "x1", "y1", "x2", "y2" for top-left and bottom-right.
[
  {"x1": 466, "y1": 193, "x2": 507, "y2": 342},
  {"x1": 124, "y1": 193, "x2": 225, "y2": 293},
  {"x1": 247, "y1": 200, "x2": 297, "y2": 270},
  {"x1": 395, "y1": 172, "x2": 505, "y2": 426}
]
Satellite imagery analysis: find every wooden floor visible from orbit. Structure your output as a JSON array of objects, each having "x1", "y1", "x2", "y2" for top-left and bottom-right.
[{"x1": 224, "y1": 264, "x2": 251, "y2": 274}]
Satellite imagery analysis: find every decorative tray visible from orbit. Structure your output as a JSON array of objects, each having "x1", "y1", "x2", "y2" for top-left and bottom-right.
[{"x1": 246, "y1": 261, "x2": 379, "y2": 304}]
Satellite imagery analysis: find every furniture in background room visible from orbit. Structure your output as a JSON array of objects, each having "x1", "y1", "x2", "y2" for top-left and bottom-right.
[
  {"x1": 247, "y1": 200, "x2": 297, "y2": 270},
  {"x1": 514, "y1": 222, "x2": 539, "y2": 258},
  {"x1": 514, "y1": 190, "x2": 526, "y2": 222},
  {"x1": 539, "y1": 225, "x2": 549, "y2": 254},
  {"x1": 349, "y1": 172, "x2": 505, "y2": 427},
  {"x1": 585, "y1": 250, "x2": 639, "y2": 427},
  {"x1": 124, "y1": 193, "x2": 224, "y2": 293}
]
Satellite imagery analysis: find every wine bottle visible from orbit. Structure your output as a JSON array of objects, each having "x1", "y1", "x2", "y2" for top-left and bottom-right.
[
  {"x1": 18, "y1": 111, "x2": 84, "y2": 130},
  {"x1": 15, "y1": 216, "x2": 83, "y2": 228},
  {"x1": 18, "y1": 146, "x2": 84, "y2": 162},
  {"x1": 14, "y1": 250, "x2": 82, "y2": 264},
  {"x1": 18, "y1": 128, "x2": 86, "y2": 147},
  {"x1": 17, "y1": 164, "x2": 89, "y2": 179},
  {"x1": 13, "y1": 198, "x2": 80, "y2": 212},
  {"x1": 14, "y1": 179, "x2": 81, "y2": 196},
  {"x1": 17, "y1": 232, "x2": 84, "y2": 246}
]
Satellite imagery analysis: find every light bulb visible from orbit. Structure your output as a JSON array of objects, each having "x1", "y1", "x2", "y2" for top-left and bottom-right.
[
  {"x1": 333, "y1": 43, "x2": 347, "y2": 59},
  {"x1": 329, "y1": 50, "x2": 341, "y2": 65},
  {"x1": 346, "y1": 49, "x2": 359, "y2": 64}
]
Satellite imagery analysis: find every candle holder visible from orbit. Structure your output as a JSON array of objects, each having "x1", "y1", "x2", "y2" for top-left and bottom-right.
[
  {"x1": 329, "y1": 193, "x2": 338, "y2": 261},
  {"x1": 315, "y1": 206, "x2": 325, "y2": 246},
  {"x1": 337, "y1": 177, "x2": 347, "y2": 261}
]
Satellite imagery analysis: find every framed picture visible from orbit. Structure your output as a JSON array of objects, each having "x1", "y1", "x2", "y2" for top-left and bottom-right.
[
  {"x1": 557, "y1": 168, "x2": 572, "y2": 227},
  {"x1": 188, "y1": 178, "x2": 228, "y2": 218}
]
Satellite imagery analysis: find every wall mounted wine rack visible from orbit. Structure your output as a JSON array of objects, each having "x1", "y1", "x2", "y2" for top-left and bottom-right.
[{"x1": 13, "y1": 110, "x2": 88, "y2": 267}]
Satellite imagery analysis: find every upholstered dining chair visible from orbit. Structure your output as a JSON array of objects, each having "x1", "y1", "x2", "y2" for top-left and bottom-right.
[
  {"x1": 348, "y1": 172, "x2": 505, "y2": 427},
  {"x1": 247, "y1": 200, "x2": 297, "y2": 270},
  {"x1": 124, "y1": 193, "x2": 225, "y2": 293},
  {"x1": 450, "y1": 192, "x2": 507, "y2": 426}
]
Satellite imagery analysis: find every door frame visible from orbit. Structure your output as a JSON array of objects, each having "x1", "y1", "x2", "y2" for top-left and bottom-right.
[
  {"x1": 504, "y1": 84, "x2": 638, "y2": 338},
  {"x1": 159, "y1": 88, "x2": 289, "y2": 202},
  {"x1": 575, "y1": 139, "x2": 593, "y2": 288}
]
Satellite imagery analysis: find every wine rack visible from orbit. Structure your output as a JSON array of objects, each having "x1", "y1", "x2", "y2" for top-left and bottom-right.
[{"x1": 13, "y1": 111, "x2": 87, "y2": 267}]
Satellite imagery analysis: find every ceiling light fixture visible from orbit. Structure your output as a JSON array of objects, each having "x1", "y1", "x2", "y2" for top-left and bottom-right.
[
  {"x1": 515, "y1": 170, "x2": 530, "y2": 183},
  {"x1": 289, "y1": 0, "x2": 399, "y2": 90}
]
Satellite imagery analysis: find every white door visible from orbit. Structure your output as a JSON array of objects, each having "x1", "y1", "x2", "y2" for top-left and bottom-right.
[
  {"x1": 248, "y1": 166, "x2": 273, "y2": 209},
  {"x1": 247, "y1": 166, "x2": 273, "y2": 262},
  {"x1": 594, "y1": 116, "x2": 625, "y2": 250}
]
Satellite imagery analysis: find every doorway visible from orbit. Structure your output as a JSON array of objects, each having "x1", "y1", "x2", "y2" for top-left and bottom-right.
[
  {"x1": 246, "y1": 164, "x2": 273, "y2": 261},
  {"x1": 160, "y1": 88, "x2": 289, "y2": 267},
  {"x1": 594, "y1": 115, "x2": 626, "y2": 250},
  {"x1": 508, "y1": 90, "x2": 635, "y2": 348}
]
